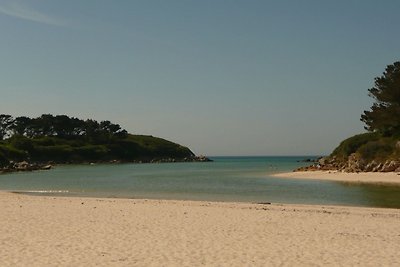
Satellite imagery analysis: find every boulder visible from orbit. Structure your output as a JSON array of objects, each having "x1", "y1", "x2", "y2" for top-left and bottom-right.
[
  {"x1": 364, "y1": 160, "x2": 378, "y2": 172},
  {"x1": 381, "y1": 160, "x2": 400, "y2": 172},
  {"x1": 318, "y1": 157, "x2": 328, "y2": 165},
  {"x1": 372, "y1": 163, "x2": 383, "y2": 172},
  {"x1": 14, "y1": 161, "x2": 30, "y2": 170},
  {"x1": 346, "y1": 153, "x2": 365, "y2": 172},
  {"x1": 41, "y1": 165, "x2": 52, "y2": 170}
]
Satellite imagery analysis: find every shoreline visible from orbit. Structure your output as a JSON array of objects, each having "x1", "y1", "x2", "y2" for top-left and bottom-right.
[
  {"x1": 0, "y1": 156, "x2": 213, "y2": 175},
  {"x1": 273, "y1": 170, "x2": 400, "y2": 185},
  {"x1": 1, "y1": 191, "x2": 400, "y2": 266}
]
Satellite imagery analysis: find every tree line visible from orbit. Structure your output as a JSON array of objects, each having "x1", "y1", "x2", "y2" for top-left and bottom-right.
[{"x1": 0, "y1": 114, "x2": 127, "y2": 141}]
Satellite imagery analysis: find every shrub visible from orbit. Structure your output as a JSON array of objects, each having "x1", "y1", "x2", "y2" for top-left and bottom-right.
[
  {"x1": 358, "y1": 139, "x2": 394, "y2": 161},
  {"x1": 9, "y1": 136, "x2": 34, "y2": 152},
  {"x1": 331, "y1": 132, "x2": 380, "y2": 160},
  {"x1": 30, "y1": 145, "x2": 73, "y2": 161},
  {"x1": 32, "y1": 136, "x2": 56, "y2": 146},
  {"x1": 73, "y1": 145, "x2": 109, "y2": 160},
  {"x1": 0, "y1": 144, "x2": 27, "y2": 161},
  {"x1": 0, "y1": 152, "x2": 9, "y2": 167}
]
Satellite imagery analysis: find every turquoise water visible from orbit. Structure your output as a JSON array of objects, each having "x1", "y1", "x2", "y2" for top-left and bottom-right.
[{"x1": 1, "y1": 156, "x2": 399, "y2": 208}]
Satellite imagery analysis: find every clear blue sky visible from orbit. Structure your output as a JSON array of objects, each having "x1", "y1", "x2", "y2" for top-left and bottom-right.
[{"x1": 1, "y1": 0, "x2": 399, "y2": 156}]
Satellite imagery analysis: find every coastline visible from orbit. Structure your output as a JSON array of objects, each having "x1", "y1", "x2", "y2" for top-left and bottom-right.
[
  {"x1": 0, "y1": 156, "x2": 213, "y2": 175},
  {"x1": 273, "y1": 170, "x2": 400, "y2": 185},
  {"x1": 1, "y1": 191, "x2": 399, "y2": 266}
]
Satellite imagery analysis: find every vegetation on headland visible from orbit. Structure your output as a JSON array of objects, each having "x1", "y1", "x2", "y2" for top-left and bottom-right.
[
  {"x1": 0, "y1": 114, "x2": 210, "y2": 172},
  {"x1": 298, "y1": 61, "x2": 400, "y2": 172}
]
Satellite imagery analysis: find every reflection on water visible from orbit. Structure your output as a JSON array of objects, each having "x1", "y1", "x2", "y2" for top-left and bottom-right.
[
  {"x1": 338, "y1": 182, "x2": 400, "y2": 209},
  {"x1": 1, "y1": 157, "x2": 399, "y2": 208}
]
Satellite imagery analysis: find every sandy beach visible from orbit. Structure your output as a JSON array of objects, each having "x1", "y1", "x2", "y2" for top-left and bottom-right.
[
  {"x1": 273, "y1": 171, "x2": 400, "y2": 185},
  {"x1": 1, "y1": 191, "x2": 399, "y2": 266}
]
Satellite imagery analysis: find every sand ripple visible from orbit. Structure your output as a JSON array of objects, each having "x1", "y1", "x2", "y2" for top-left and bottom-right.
[{"x1": 0, "y1": 192, "x2": 399, "y2": 266}]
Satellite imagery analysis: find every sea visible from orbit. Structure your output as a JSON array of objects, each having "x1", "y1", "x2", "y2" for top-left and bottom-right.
[{"x1": 0, "y1": 156, "x2": 399, "y2": 208}]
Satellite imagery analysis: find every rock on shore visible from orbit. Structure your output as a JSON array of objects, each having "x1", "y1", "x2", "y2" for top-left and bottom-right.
[
  {"x1": 1, "y1": 161, "x2": 52, "y2": 173},
  {"x1": 296, "y1": 154, "x2": 400, "y2": 173},
  {"x1": 1, "y1": 156, "x2": 212, "y2": 174}
]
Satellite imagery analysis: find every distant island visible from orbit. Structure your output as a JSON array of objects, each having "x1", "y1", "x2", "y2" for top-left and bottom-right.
[
  {"x1": 0, "y1": 114, "x2": 210, "y2": 172},
  {"x1": 298, "y1": 61, "x2": 400, "y2": 173}
]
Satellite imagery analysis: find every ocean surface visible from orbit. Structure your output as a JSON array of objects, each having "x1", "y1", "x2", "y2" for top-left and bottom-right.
[{"x1": 0, "y1": 156, "x2": 399, "y2": 208}]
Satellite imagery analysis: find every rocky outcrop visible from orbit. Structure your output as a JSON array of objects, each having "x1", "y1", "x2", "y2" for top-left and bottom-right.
[
  {"x1": 345, "y1": 153, "x2": 366, "y2": 172},
  {"x1": 295, "y1": 154, "x2": 400, "y2": 173},
  {"x1": 150, "y1": 155, "x2": 212, "y2": 164},
  {"x1": 0, "y1": 155, "x2": 213, "y2": 174},
  {"x1": 297, "y1": 158, "x2": 320, "y2": 163},
  {"x1": 1, "y1": 161, "x2": 52, "y2": 173}
]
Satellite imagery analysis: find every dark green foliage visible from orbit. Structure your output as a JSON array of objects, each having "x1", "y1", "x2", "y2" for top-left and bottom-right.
[
  {"x1": 358, "y1": 139, "x2": 395, "y2": 161},
  {"x1": 0, "y1": 114, "x2": 194, "y2": 164},
  {"x1": 11, "y1": 116, "x2": 32, "y2": 136},
  {"x1": 127, "y1": 135, "x2": 195, "y2": 159},
  {"x1": 0, "y1": 143, "x2": 27, "y2": 162},
  {"x1": 331, "y1": 132, "x2": 380, "y2": 160},
  {"x1": 9, "y1": 135, "x2": 35, "y2": 152},
  {"x1": 361, "y1": 61, "x2": 400, "y2": 136},
  {"x1": 72, "y1": 145, "x2": 109, "y2": 160},
  {"x1": 108, "y1": 140, "x2": 142, "y2": 160},
  {"x1": 0, "y1": 152, "x2": 8, "y2": 167},
  {"x1": 330, "y1": 132, "x2": 399, "y2": 164},
  {"x1": 31, "y1": 145, "x2": 73, "y2": 161},
  {"x1": 0, "y1": 114, "x2": 13, "y2": 140}
]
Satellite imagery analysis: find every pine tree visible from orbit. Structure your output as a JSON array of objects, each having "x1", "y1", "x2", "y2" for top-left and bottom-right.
[{"x1": 361, "y1": 61, "x2": 400, "y2": 136}]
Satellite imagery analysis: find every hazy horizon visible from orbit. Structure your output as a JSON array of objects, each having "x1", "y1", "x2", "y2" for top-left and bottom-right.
[{"x1": 1, "y1": 0, "x2": 399, "y2": 156}]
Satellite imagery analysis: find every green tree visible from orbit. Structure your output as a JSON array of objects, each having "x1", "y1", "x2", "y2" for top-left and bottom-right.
[
  {"x1": 84, "y1": 119, "x2": 100, "y2": 140},
  {"x1": 99, "y1": 120, "x2": 124, "y2": 136},
  {"x1": 361, "y1": 61, "x2": 400, "y2": 136},
  {"x1": 53, "y1": 115, "x2": 77, "y2": 137},
  {"x1": 0, "y1": 114, "x2": 14, "y2": 140},
  {"x1": 37, "y1": 114, "x2": 56, "y2": 136},
  {"x1": 11, "y1": 116, "x2": 32, "y2": 136},
  {"x1": 72, "y1": 117, "x2": 86, "y2": 136}
]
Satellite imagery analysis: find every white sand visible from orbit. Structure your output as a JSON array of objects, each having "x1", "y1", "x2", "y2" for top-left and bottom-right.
[
  {"x1": 273, "y1": 171, "x2": 400, "y2": 185},
  {"x1": 1, "y1": 192, "x2": 399, "y2": 266}
]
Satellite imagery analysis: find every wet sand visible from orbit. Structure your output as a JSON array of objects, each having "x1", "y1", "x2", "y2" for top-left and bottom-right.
[{"x1": 273, "y1": 171, "x2": 400, "y2": 185}]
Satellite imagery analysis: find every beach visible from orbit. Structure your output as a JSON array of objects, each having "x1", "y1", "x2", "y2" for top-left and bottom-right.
[
  {"x1": 274, "y1": 171, "x2": 400, "y2": 185},
  {"x1": 1, "y1": 191, "x2": 399, "y2": 266}
]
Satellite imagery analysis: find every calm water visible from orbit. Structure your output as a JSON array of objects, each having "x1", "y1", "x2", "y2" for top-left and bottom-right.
[{"x1": 1, "y1": 156, "x2": 399, "y2": 208}]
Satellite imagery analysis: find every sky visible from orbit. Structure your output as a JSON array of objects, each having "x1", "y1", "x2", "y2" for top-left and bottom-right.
[{"x1": 0, "y1": 0, "x2": 399, "y2": 156}]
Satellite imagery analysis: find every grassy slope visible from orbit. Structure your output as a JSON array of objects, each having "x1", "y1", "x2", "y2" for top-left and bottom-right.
[
  {"x1": 330, "y1": 132, "x2": 400, "y2": 163},
  {"x1": 0, "y1": 134, "x2": 195, "y2": 165}
]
